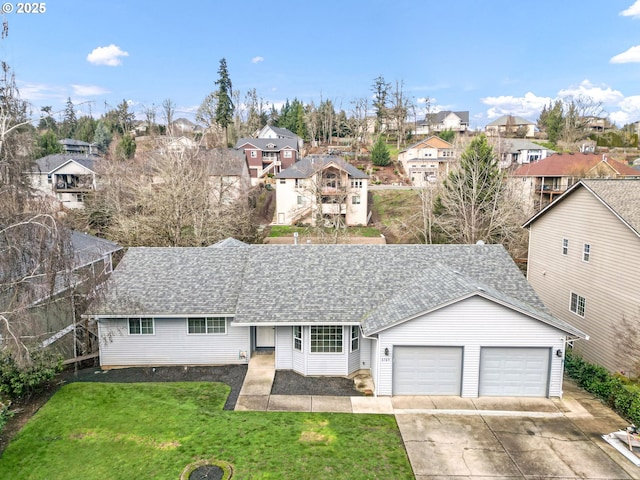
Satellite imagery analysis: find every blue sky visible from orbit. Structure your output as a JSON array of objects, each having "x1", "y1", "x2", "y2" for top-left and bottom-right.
[{"x1": 3, "y1": 0, "x2": 640, "y2": 129}]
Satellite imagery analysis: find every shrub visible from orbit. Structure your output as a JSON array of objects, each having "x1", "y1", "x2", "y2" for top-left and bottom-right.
[
  {"x1": 0, "y1": 350, "x2": 62, "y2": 399},
  {"x1": 565, "y1": 351, "x2": 640, "y2": 424},
  {"x1": 0, "y1": 398, "x2": 12, "y2": 432}
]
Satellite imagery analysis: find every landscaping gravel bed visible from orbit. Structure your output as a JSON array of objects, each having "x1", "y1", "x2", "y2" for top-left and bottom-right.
[
  {"x1": 271, "y1": 370, "x2": 363, "y2": 396},
  {"x1": 62, "y1": 365, "x2": 248, "y2": 410}
]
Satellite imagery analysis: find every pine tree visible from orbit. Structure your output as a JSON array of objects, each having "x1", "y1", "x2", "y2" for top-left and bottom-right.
[
  {"x1": 371, "y1": 136, "x2": 391, "y2": 166},
  {"x1": 215, "y1": 58, "x2": 234, "y2": 146},
  {"x1": 60, "y1": 97, "x2": 77, "y2": 139}
]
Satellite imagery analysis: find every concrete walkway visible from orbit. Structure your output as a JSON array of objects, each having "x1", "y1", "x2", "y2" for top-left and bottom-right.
[{"x1": 234, "y1": 352, "x2": 581, "y2": 417}]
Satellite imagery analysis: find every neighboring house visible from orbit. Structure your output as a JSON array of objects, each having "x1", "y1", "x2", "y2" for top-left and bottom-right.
[
  {"x1": 201, "y1": 148, "x2": 251, "y2": 203},
  {"x1": 30, "y1": 154, "x2": 99, "y2": 209},
  {"x1": 485, "y1": 115, "x2": 536, "y2": 138},
  {"x1": 492, "y1": 138, "x2": 554, "y2": 169},
  {"x1": 583, "y1": 116, "x2": 612, "y2": 133},
  {"x1": 161, "y1": 136, "x2": 199, "y2": 156},
  {"x1": 274, "y1": 156, "x2": 368, "y2": 226},
  {"x1": 256, "y1": 125, "x2": 304, "y2": 151},
  {"x1": 16, "y1": 231, "x2": 122, "y2": 361},
  {"x1": 235, "y1": 138, "x2": 299, "y2": 185},
  {"x1": 524, "y1": 179, "x2": 640, "y2": 375},
  {"x1": 398, "y1": 136, "x2": 456, "y2": 186},
  {"x1": 59, "y1": 138, "x2": 98, "y2": 155},
  {"x1": 86, "y1": 242, "x2": 585, "y2": 398},
  {"x1": 170, "y1": 118, "x2": 202, "y2": 135},
  {"x1": 413, "y1": 111, "x2": 470, "y2": 136},
  {"x1": 510, "y1": 152, "x2": 640, "y2": 212}
]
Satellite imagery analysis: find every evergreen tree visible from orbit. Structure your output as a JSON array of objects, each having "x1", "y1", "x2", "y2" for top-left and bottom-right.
[
  {"x1": 371, "y1": 136, "x2": 391, "y2": 166},
  {"x1": 214, "y1": 58, "x2": 234, "y2": 146},
  {"x1": 38, "y1": 106, "x2": 57, "y2": 133},
  {"x1": 35, "y1": 130, "x2": 62, "y2": 158},
  {"x1": 115, "y1": 134, "x2": 136, "y2": 160},
  {"x1": 93, "y1": 121, "x2": 112, "y2": 154},
  {"x1": 538, "y1": 100, "x2": 563, "y2": 145},
  {"x1": 75, "y1": 116, "x2": 97, "y2": 143},
  {"x1": 371, "y1": 75, "x2": 390, "y2": 134},
  {"x1": 59, "y1": 97, "x2": 77, "y2": 139}
]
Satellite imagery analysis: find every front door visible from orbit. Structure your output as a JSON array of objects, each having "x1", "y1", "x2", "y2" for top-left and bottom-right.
[{"x1": 256, "y1": 326, "x2": 275, "y2": 349}]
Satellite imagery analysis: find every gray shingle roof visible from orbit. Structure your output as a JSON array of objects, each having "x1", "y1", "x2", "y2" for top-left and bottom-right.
[
  {"x1": 71, "y1": 231, "x2": 121, "y2": 268},
  {"x1": 87, "y1": 243, "x2": 584, "y2": 338},
  {"x1": 235, "y1": 138, "x2": 298, "y2": 151},
  {"x1": 486, "y1": 115, "x2": 535, "y2": 126},
  {"x1": 275, "y1": 156, "x2": 368, "y2": 179},
  {"x1": 424, "y1": 111, "x2": 470, "y2": 124},
  {"x1": 32, "y1": 154, "x2": 98, "y2": 173},
  {"x1": 88, "y1": 247, "x2": 247, "y2": 316}
]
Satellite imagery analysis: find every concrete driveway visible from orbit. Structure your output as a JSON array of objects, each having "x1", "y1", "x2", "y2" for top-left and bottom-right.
[
  {"x1": 397, "y1": 414, "x2": 634, "y2": 479},
  {"x1": 396, "y1": 379, "x2": 640, "y2": 479}
]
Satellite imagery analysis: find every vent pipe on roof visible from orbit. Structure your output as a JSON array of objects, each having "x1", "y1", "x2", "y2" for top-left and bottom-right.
[
  {"x1": 293, "y1": 232, "x2": 298, "y2": 245},
  {"x1": 603, "y1": 154, "x2": 607, "y2": 163}
]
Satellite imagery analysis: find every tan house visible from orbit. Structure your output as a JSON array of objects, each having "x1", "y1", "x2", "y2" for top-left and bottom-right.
[
  {"x1": 485, "y1": 115, "x2": 536, "y2": 138},
  {"x1": 413, "y1": 111, "x2": 469, "y2": 136},
  {"x1": 399, "y1": 136, "x2": 456, "y2": 186},
  {"x1": 510, "y1": 152, "x2": 640, "y2": 212},
  {"x1": 274, "y1": 156, "x2": 369, "y2": 226},
  {"x1": 524, "y1": 179, "x2": 640, "y2": 375}
]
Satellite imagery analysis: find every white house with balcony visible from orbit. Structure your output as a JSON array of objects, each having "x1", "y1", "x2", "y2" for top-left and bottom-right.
[
  {"x1": 274, "y1": 156, "x2": 369, "y2": 226},
  {"x1": 30, "y1": 154, "x2": 99, "y2": 209}
]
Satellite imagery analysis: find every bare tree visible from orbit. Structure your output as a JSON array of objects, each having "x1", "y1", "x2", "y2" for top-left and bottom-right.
[
  {"x1": 142, "y1": 103, "x2": 157, "y2": 136},
  {"x1": 389, "y1": 80, "x2": 411, "y2": 150},
  {"x1": 84, "y1": 147, "x2": 261, "y2": 247},
  {"x1": 349, "y1": 97, "x2": 369, "y2": 161},
  {"x1": 162, "y1": 98, "x2": 175, "y2": 137}
]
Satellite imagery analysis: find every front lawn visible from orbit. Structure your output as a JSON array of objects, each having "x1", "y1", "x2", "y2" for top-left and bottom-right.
[{"x1": 0, "y1": 383, "x2": 412, "y2": 479}]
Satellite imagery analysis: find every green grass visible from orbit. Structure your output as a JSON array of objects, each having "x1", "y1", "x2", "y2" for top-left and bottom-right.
[
  {"x1": 371, "y1": 190, "x2": 421, "y2": 228},
  {"x1": 0, "y1": 383, "x2": 412, "y2": 479},
  {"x1": 268, "y1": 225, "x2": 382, "y2": 238}
]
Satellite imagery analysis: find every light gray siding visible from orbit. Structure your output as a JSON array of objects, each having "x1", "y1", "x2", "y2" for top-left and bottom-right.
[
  {"x1": 305, "y1": 325, "x2": 349, "y2": 376},
  {"x1": 376, "y1": 296, "x2": 566, "y2": 397},
  {"x1": 275, "y1": 326, "x2": 293, "y2": 370},
  {"x1": 98, "y1": 317, "x2": 250, "y2": 367},
  {"x1": 361, "y1": 337, "x2": 372, "y2": 370},
  {"x1": 348, "y1": 327, "x2": 362, "y2": 374},
  {"x1": 528, "y1": 187, "x2": 640, "y2": 373}
]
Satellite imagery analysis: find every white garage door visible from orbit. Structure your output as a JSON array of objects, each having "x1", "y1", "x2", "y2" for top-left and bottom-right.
[
  {"x1": 393, "y1": 346, "x2": 463, "y2": 395},
  {"x1": 479, "y1": 347, "x2": 550, "y2": 397}
]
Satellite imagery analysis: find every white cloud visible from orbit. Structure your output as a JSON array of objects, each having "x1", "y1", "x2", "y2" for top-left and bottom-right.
[
  {"x1": 18, "y1": 82, "x2": 66, "y2": 102},
  {"x1": 610, "y1": 45, "x2": 640, "y2": 63},
  {"x1": 87, "y1": 44, "x2": 129, "y2": 66},
  {"x1": 609, "y1": 95, "x2": 640, "y2": 125},
  {"x1": 71, "y1": 84, "x2": 110, "y2": 97},
  {"x1": 557, "y1": 80, "x2": 625, "y2": 104},
  {"x1": 251, "y1": 56, "x2": 264, "y2": 64},
  {"x1": 621, "y1": 1, "x2": 640, "y2": 18},
  {"x1": 481, "y1": 91, "x2": 551, "y2": 120}
]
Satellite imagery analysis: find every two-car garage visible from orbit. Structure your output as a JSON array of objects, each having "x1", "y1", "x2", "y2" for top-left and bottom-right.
[{"x1": 392, "y1": 346, "x2": 551, "y2": 397}]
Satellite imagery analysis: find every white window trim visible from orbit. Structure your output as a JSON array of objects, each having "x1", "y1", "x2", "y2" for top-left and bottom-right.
[
  {"x1": 583, "y1": 243, "x2": 590, "y2": 262},
  {"x1": 350, "y1": 325, "x2": 359, "y2": 352},
  {"x1": 293, "y1": 326, "x2": 303, "y2": 352},
  {"x1": 562, "y1": 238, "x2": 568, "y2": 256},
  {"x1": 128, "y1": 317, "x2": 155, "y2": 335},
  {"x1": 310, "y1": 326, "x2": 343, "y2": 354},
  {"x1": 570, "y1": 292, "x2": 586, "y2": 317},
  {"x1": 186, "y1": 317, "x2": 227, "y2": 335}
]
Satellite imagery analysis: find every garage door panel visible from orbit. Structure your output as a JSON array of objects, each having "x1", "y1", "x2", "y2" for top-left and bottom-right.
[
  {"x1": 393, "y1": 346, "x2": 462, "y2": 396},
  {"x1": 480, "y1": 347, "x2": 550, "y2": 397}
]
